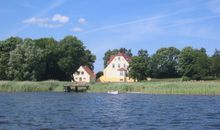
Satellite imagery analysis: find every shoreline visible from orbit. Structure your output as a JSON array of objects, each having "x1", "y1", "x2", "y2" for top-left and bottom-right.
[
  {"x1": 0, "y1": 80, "x2": 220, "y2": 95},
  {"x1": 1, "y1": 91, "x2": 220, "y2": 97}
]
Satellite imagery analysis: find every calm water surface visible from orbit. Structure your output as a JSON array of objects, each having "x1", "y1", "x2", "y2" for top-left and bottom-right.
[{"x1": 0, "y1": 92, "x2": 220, "y2": 130}]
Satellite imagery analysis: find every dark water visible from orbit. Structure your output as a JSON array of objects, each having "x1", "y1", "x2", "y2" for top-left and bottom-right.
[{"x1": 1, "y1": 93, "x2": 220, "y2": 130}]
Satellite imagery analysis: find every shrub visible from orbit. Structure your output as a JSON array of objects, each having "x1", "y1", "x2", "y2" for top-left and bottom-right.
[{"x1": 181, "y1": 76, "x2": 190, "y2": 81}]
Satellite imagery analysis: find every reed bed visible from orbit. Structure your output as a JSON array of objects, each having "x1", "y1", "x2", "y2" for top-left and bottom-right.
[
  {"x1": 0, "y1": 80, "x2": 68, "y2": 92},
  {"x1": 0, "y1": 80, "x2": 220, "y2": 95},
  {"x1": 89, "y1": 81, "x2": 220, "y2": 95}
]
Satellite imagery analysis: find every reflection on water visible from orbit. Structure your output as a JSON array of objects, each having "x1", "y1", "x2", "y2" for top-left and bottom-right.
[{"x1": 0, "y1": 92, "x2": 220, "y2": 130}]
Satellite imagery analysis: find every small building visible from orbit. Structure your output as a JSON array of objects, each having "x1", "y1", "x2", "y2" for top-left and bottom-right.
[
  {"x1": 100, "y1": 52, "x2": 134, "y2": 82},
  {"x1": 73, "y1": 66, "x2": 96, "y2": 83}
]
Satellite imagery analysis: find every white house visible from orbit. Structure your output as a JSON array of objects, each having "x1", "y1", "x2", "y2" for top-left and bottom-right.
[{"x1": 73, "y1": 66, "x2": 96, "y2": 83}]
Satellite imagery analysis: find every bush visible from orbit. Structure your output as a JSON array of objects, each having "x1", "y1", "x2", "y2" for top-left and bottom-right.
[{"x1": 181, "y1": 76, "x2": 190, "y2": 81}]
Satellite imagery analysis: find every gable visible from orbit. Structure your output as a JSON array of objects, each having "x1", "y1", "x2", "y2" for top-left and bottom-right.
[
  {"x1": 107, "y1": 52, "x2": 131, "y2": 66},
  {"x1": 82, "y1": 66, "x2": 96, "y2": 78},
  {"x1": 105, "y1": 55, "x2": 130, "y2": 70}
]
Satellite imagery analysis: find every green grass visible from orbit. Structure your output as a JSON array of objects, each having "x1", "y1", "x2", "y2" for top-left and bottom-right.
[
  {"x1": 0, "y1": 80, "x2": 220, "y2": 95},
  {"x1": 89, "y1": 81, "x2": 220, "y2": 95},
  {"x1": 0, "y1": 80, "x2": 69, "y2": 92}
]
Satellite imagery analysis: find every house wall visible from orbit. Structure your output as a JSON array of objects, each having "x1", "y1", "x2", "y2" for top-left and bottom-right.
[
  {"x1": 73, "y1": 66, "x2": 90, "y2": 83},
  {"x1": 100, "y1": 56, "x2": 133, "y2": 82}
]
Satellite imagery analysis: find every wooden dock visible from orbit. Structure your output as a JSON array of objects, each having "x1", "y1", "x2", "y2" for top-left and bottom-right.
[{"x1": 64, "y1": 82, "x2": 89, "y2": 92}]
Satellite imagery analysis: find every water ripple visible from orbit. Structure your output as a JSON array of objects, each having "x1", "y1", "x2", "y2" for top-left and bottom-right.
[{"x1": 0, "y1": 93, "x2": 220, "y2": 129}]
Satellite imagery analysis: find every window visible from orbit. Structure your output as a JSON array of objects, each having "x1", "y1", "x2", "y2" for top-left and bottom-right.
[
  {"x1": 120, "y1": 71, "x2": 123, "y2": 76},
  {"x1": 118, "y1": 57, "x2": 120, "y2": 60},
  {"x1": 81, "y1": 71, "x2": 84, "y2": 75},
  {"x1": 76, "y1": 71, "x2": 80, "y2": 75},
  {"x1": 120, "y1": 79, "x2": 123, "y2": 81},
  {"x1": 83, "y1": 77, "x2": 86, "y2": 80},
  {"x1": 75, "y1": 77, "x2": 78, "y2": 80},
  {"x1": 124, "y1": 64, "x2": 126, "y2": 68},
  {"x1": 118, "y1": 64, "x2": 120, "y2": 68},
  {"x1": 112, "y1": 64, "x2": 115, "y2": 68}
]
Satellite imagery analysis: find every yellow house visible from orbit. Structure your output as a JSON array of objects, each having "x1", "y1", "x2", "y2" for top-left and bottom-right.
[
  {"x1": 73, "y1": 66, "x2": 96, "y2": 83},
  {"x1": 100, "y1": 52, "x2": 134, "y2": 82}
]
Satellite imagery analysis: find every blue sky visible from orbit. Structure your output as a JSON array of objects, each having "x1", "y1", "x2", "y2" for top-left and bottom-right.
[{"x1": 1, "y1": 0, "x2": 220, "y2": 72}]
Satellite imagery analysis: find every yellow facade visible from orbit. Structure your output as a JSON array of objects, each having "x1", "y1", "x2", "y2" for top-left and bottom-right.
[
  {"x1": 99, "y1": 54, "x2": 134, "y2": 82},
  {"x1": 100, "y1": 76, "x2": 134, "y2": 82}
]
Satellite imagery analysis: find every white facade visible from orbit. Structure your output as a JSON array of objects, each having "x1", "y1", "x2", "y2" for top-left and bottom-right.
[{"x1": 73, "y1": 66, "x2": 95, "y2": 83}]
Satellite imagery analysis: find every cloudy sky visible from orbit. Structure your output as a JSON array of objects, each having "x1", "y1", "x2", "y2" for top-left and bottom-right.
[{"x1": 0, "y1": 0, "x2": 220, "y2": 72}]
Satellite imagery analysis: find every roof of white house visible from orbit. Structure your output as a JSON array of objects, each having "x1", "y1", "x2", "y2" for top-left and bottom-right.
[
  {"x1": 81, "y1": 66, "x2": 96, "y2": 78},
  {"x1": 107, "y1": 52, "x2": 131, "y2": 65}
]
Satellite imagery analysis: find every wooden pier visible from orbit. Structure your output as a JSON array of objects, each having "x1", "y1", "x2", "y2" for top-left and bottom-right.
[{"x1": 64, "y1": 82, "x2": 89, "y2": 92}]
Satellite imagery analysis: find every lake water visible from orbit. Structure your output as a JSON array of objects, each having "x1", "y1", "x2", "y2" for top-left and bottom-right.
[{"x1": 0, "y1": 93, "x2": 220, "y2": 130}]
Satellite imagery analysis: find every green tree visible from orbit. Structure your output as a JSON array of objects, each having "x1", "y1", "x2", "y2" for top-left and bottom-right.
[
  {"x1": 58, "y1": 36, "x2": 96, "y2": 80},
  {"x1": 149, "y1": 47, "x2": 180, "y2": 78},
  {"x1": 34, "y1": 38, "x2": 64, "y2": 80},
  {"x1": 128, "y1": 49, "x2": 150, "y2": 81},
  {"x1": 82, "y1": 49, "x2": 96, "y2": 70},
  {"x1": 0, "y1": 37, "x2": 22, "y2": 80},
  {"x1": 8, "y1": 39, "x2": 45, "y2": 81},
  {"x1": 103, "y1": 48, "x2": 132, "y2": 67},
  {"x1": 178, "y1": 47, "x2": 211, "y2": 80},
  {"x1": 211, "y1": 49, "x2": 220, "y2": 78}
]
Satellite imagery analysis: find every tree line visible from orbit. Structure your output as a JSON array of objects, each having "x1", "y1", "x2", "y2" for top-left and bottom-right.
[
  {"x1": 103, "y1": 47, "x2": 220, "y2": 81},
  {"x1": 0, "y1": 36, "x2": 96, "y2": 81}
]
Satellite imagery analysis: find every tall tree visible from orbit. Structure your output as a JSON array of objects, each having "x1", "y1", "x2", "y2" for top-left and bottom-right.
[
  {"x1": 149, "y1": 47, "x2": 180, "y2": 78},
  {"x1": 57, "y1": 36, "x2": 96, "y2": 80},
  {"x1": 0, "y1": 37, "x2": 22, "y2": 80},
  {"x1": 211, "y1": 49, "x2": 220, "y2": 78},
  {"x1": 34, "y1": 38, "x2": 64, "y2": 80},
  {"x1": 8, "y1": 39, "x2": 45, "y2": 81},
  {"x1": 128, "y1": 49, "x2": 150, "y2": 81},
  {"x1": 103, "y1": 48, "x2": 132, "y2": 67},
  {"x1": 178, "y1": 47, "x2": 211, "y2": 80}
]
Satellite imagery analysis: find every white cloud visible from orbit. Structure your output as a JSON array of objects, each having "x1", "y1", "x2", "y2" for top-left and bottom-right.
[
  {"x1": 9, "y1": 0, "x2": 66, "y2": 36},
  {"x1": 23, "y1": 14, "x2": 69, "y2": 28},
  {"x1": 72, "y1": 27, "x2": 84, "y2": 32},
  {"x1": 52, "y1": 14, "x2": 69, "y2": 23},
  {"x1": 23, "y1": 17, "x2": 49, "y2": 24},
  {"x1": 78, "y1": 18, "x2": 87, "y2": 24}
]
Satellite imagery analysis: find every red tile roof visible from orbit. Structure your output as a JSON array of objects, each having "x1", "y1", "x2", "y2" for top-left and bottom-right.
[
  {"x1": 82, "y1": 66, "x2": 96, "y2": 78},
  {"x1": 107, "y1": 52, "x2": 131, "y2": 65}
]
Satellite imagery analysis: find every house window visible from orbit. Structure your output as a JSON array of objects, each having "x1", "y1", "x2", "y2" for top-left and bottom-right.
[
  {"x1": 120, "y1": 79, "x2": 123, "y2": 81},
  {"x1": 118, "y1": 64, "x2": 120, "y2": 68},
  {"x1": 118, "y1": 57, "x2": 120, "y2": 60},
  {"x1": 75, "y1": 77, "x2": 78, "y2": 80},
  {"x1": 112, "y1": 64, "x2": 115, "y2": 68},
  {"x1": 81, "y1": 71, "x2": 84, "y2": 75},
  {"x1": 83, "y1": 77, "x2": 86, "y2": 80},
  {"x1": 120, "y1": 71, "x2": 123, "y2": 76},
  {"x1": 124, "y1": 64, "x2": 126, "y2": 68},
  {"x1": 76, "y1": 71, "x2": 80, "y2": 75}
]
